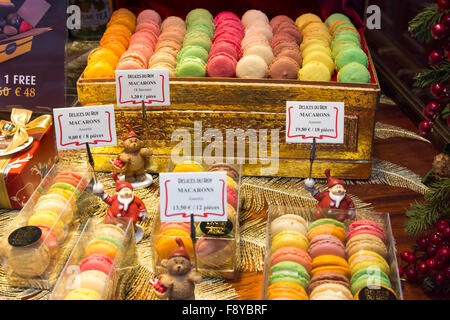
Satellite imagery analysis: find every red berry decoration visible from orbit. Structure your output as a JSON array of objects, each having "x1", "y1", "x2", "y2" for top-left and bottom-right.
[
  {"x1": 438, "y1": 0, "x2": 450, "y2": 12},
  {"x1": 431, "y1": 23, "x2": 447, "y2": 40},
  {"x1": 401, "y1": 250, "x2": 413, "y2": 262},
  {"x1": 419, "y1": 120, "x2": 433, "y2": 135},
  {"x1": 398, "y1": 266, "x2": 404, "y2": 277},
  {"x1": 406, "y1": 268, "x2": 418, "y2": 281},
  {"x1": 443, "y1": 14, "x2": 450, "y2": 28},
  {"x1": 431, "y1": 82, "x2": 447, "y2": 100},
  {"x1": 429, "y1": 50, "x2": 443, "y2": 65},
  {"x1": 427, "y1": 244, "x2": 439, "y2": 256},
  {"x1": 417, "y1": 236, "x2": 430, "y2": 250},
  {"x1": 426, "y1": 258, "x2": 437, "y2": 270},
  {"x1": 417, "y1": 262, "x2": 428, "y2": 273},
  {"x1": 430, "y1": 232, "x2": 443, "y2": 245},
  {"x1": 437, "y1": 247, "x2": 449, "y2": 260},
  {"x1": 445, "y1": 266, "x2": 450, "y2": 279},
  {"x1": 423, "y1": 101, "x2": 441, "y2": 119},
  {"x1": 443, "y1": 226, "x2": 450, "y2": 239},
  {"x1": 434, "y1": 273, "x2": 446, "y2": 285}
]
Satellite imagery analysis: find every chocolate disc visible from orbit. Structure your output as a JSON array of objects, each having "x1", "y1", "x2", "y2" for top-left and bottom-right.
[
  {"x1": 199, "y1": 220, "x2": 233, "y2": 237},
  {"x1": 8, "y1": 226, "x2": 42, "y2": 247},
  {"x1": 355, "y1": 285, "x2": 398, "y2": 300}
]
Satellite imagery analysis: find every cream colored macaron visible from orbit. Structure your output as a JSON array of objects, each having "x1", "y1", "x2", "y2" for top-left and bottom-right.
[
  {"x1": 243, "y1": 43, "x2": 275, "y2": 65},
  {"x1": 236, "y1": 54, "x2": 268, "y2": 79}
]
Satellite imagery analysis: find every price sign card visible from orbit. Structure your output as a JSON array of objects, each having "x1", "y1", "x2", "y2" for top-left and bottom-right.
[
  {"x1": 115, "y1": 69, "x2": 170, "y2": 107},
  {"x1": 53, "y1": 105, "x2": 117, "y2": 150},
  {"x1": 159, "y1": 171, "x2": 228, "y2": 222},
  {"x1": 286, "y1": 101, "x2": 345, "y2": 144}
]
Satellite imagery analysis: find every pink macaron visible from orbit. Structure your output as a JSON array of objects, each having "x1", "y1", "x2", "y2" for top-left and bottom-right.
[
  {"x1": 214, "y1": 11, "x2": 241, "y2": 26},
  {"x1": 206, "y1": 52, "x2": 237, "y2": 78},
  {"x1": 308, "y1": 234, "x2": 347, "y2": 259},
  {"x1": 135, "y1": 20, "x2": 161, "y2": 37},
  {"x1": 226, "y1": 185, "x2": 238, "y2": 210},
  {"x1": 347, "y1": 219, "x2": 386, "y2": 242},
  {"x1": 195, "y1": 235, "x2": 233, "y2": 267},
  {"x1": 79, "y1": 253, "x2": 114, "y2": 276},
  {"x1": 128, "y1": 44, "x2": 154, "y2": 61},
  {"x1": 137, "y1": 9, "x2": 162, "y2": 26},
  {"x1": 270, "y1": 246, "x2": 312, "y2": 273},
  {"x1": 159, "y1": 222, "x2": 191, "y2": 234},
  {"x1": 209, "y1": 40, "x2": 242, "y2": 61}
]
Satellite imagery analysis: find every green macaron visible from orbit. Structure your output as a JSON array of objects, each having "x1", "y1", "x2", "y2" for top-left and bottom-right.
[
  {"x1": 95, "y1": 235, "x2": 123, "y2": 249},
  {"x1": 183, "y1": 32, "x2": 212, "y2": 52},
  {"x1": 335, "y1": 47, "x2": 368, "y2": 71},
  {"x1": 331, "y1": 34, "x2": 361, "y2": 50},
  {"x1": 308, "y1": 218, "x2": 346, "y2": 231},
  {"x1": 177, "y1": 45, "x2": 209, "y2": 62},
  {"x1": 351, "y1": 267, "x2": 392, "y2": 295},
  {"x1": 330, "y1": 21, "x2": 356, "y2": 36},
  {"x1": 337, "y1": 62, "x2": 371, "y2": 83},
  {"x1": 176, "y1": 57, "x2": 206, "y2": 77},
  {"x1": 325, "y1": 13, "x2": 352, "y2": 29},
  {"x1": 332, "y1": 41, "x2": 359, "y2": 60},
  {"x1": 186, "y1": 8, "x2": 214, "y2": 26},
  {"x1": 49, "y1": 182, "x2": 80, "y2": 198},
  {"x1": 269, "y1": 261, "x2": 310, "y2": 289}
]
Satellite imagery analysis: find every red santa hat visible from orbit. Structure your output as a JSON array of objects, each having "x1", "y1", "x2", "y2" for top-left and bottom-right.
[
  {"x1": 112, "y1": 172, "x2": 133, "y2": 192},
  {"x1": 168, "y1": 238, "x2": 190, "y2": 260},
  {"x1": 123, "y1": 124, "x2": 139, "y2": 141},
  {"x1": 325, "y1": 169, "x2": 345, "y2": 188}
]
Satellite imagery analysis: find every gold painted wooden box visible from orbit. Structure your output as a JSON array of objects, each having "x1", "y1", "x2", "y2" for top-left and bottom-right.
[{"x1": 76, "y1": 41, "x2": 380, "y2": 179}]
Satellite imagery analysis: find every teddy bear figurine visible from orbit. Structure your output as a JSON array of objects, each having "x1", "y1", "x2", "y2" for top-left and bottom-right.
[
  {"x1": 151, "y1": 237, "x2": 202, "y2": 300},
  {"x1": 110, "y1": 124, "x2": 153, "y2": 188}
]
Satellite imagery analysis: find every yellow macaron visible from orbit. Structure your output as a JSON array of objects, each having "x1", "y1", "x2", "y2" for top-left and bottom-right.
[
  {"x1": 64, "y1": 288, "x2": 101, "y2": 300},
  {"x1": 28, "y1": 210, "x2": 65, "y2": 243},
  {"x1": 302, "y1": 43, "x2": 332, "y2": 59},
  {"x1": 302, "y1": 51, "x2": 335, "y2": 76},
  {"x1": 271, "y1": 230, "x2": 309, "y2": 252},
  {"x1": 311, "y1": 255, "x2": 351, "y2": 278},
  {"x1": 349, "y1": 257, "x2": 390, "y2": 276},
  {"x1": 295, "y1": 13, "x2": 323, "y2": 31}
]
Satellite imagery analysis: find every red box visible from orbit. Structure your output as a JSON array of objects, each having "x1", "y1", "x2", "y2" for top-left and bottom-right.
[{"x1": 0, "y1": 123, "x2": 56, "y2": 209}]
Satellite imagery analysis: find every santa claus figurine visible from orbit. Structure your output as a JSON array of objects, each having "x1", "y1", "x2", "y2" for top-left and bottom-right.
[
  {"x1": 304, "y1": 169, "x2": 355, "y2": 213},
  {"x1": 93, "y1": 172, "x2": 147, "y2": 242}
]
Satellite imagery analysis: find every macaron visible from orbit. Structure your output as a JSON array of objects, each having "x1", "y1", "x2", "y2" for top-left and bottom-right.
[
  {"x1": 308, "y1": 234, "x2": 346, "y2": 259},
  {"x1": 309, "y1": 283, "x2": 353, "y2": 300},
  {"x1": 331, "y1": 41, "x2": 359, "y2": 60},
  {"x1": 236, "y1": 54, "x2": 268, "y2": 79},
  {"x1": 347, "y1": 220, "x2": 386, "y2": 242},
  {"x1": 148, "y1": 52, "x2": 177, "y2": 68},
  {"x1": 266, "y1": 280, "x2": 309, "y2": 300},
  {"x1": 206, "y1": 52, "x2": 237, "y2": 78},
  {"x1": 325, "y1": 13, "x2": 352, "y2": 29},
  {"x1": 173, "y1": 160, "x2": 205, "y2": 172},
  {"x1": 308, "y1": 270, "x2": 350, "y2": 293},
  {"x1": 277, "y1": 47, "x2": 302, "y2": 66},
  {"x1": 298, "y1": 61, "x2": 331, "y2": 81},
  {"x1": 176, "y1": 57, "x2": 206, "y2": 77},
  {"x1": 295, "y1": 13, "x2": 322, "y2": 31},
  {"x1": 346, "y1": 233, "x2": 388, "y2": 259},
  {"x1": 137, "y1": 9, "x2": 162, "y2": 26},
  {"x1": 28, "y1": 211, "x2": 65, "y2": 243},
  {"x1": 79, "y1": 253, "x2": 114, "y2": 275},
  {"x1": 241, "y1": 9, "x2": 269, "y2": 28},
  {"x1": 350, "y1": 267, "x2": 392, "y2": 296},
  {"x1": 270, "y1": 214, "x2": 308, "y2": 238},
  {"x1": 195, "y1": 235, "x2": 234, "y2": 268},
  {"x1": 33, "y1": 197, "x2": 73, "y2": 225},
  {"x1": 159, "y1": 222, "x2": 191, "y2": 234},
  {"x1": 161, "y1": 16, "x2": 186, "y2": 31},
  {"x1": 302, "y1": 43, "x2": 332, "y2": 59},
  {"x1": 207, "y1": 163, "x2": 240, "y2": 182},
  {"x1": 227, "y1": 185, "x2": 238, "y2": 210},
  {"x1": 349, "y1": 254, "x2": 390, "y2": 276},
  {"x1": 85, "y1": 239, "x2": 119, "y2": 260},
  {"x1": 177, "y1": 45, "x2": 209, "y2": 63},
  {"x1": 271, "y1": 230, "x2": 309, "y2": 252},
  {"x1": 243, "y1": 43, "x2": 274, "y2": 66},
  {"x1": 209, "y1": 40, "x2": 242, "y2": 61},
  {"x1": 302, "y1": 51, "x2": 335, "y2": 76},
  {"x1": 337, "y1": 62, "x2": 370, "y2": 83},
  {"x1": 269, "y1": 261, "x2": 310, "y2": 290},
  {"x1": 116, "y1": 51, "x2": 147, "y2": 70},
  {"x1": 64, "y1": 288, "x2": 100, "y2": 300},
  {"x1": 310, "y1": 255, "x2": 350, "y2": 278},
  {"x1": 50, "y1": 182, "x2": 80, "y2": 199},
  {"x1": 335, "y1": 47, "x2": 368, "y2": 71},
  {"x1": 36, "y1": 224, "x2": 59, "y2": 257},
  {"x1": 307, "y1": 223, "x2": 346, "y2": 243},
  {"x1": 269, "y1": 54, "x2": 299, "y2": 80},
  {"x1": 270, "y1": 246, "x2": 312, "y2": 273},
  {"x1": 87, "y1": 47, "x2": 119, "y2": 69},
  {"x1": 73, "y1": 270, "x2": 109, "y2": 295},
  {"x1": 308, "y1": 218, "x2": 345, "y2": 231},
  {"x1": 156, "y1": 229, "x2": 194, "y2": 260},
  {"x1": 93, "y1": 224, "x2": 125, "y2": 243}
]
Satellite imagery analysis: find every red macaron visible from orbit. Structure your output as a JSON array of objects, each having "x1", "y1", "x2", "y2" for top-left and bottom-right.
[{"x1": 347, "y1": 219, "x2": 386, "y2": 242}]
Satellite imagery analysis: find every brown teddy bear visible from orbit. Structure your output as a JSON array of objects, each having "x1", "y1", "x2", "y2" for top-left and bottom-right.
[
  {"x1": 115, "y1": 124, "x2": 152, "y2": 183},
  {"x1": 154, "y1": 238, "x2": 202, "y2": 300}
]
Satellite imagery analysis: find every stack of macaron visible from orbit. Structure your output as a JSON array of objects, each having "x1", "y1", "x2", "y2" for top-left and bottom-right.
[
  {"x1": 345, "y1": 219, "x2": 393, "y2": 296},
  {"x1": 28, "y1": 172, "x2": 88, "y2": 248},
  {"x1": 307, "y1": 218, "x2": 353, "y2": 300},
  {"x1": 64, "y1": 223, "x2": 126, "y2": 300},
  {"x1": 296, "y1": 13, "x2": 334, "y2": 81},
  {"x1": 206, "y1": 12, "x2": 244, "y2": 78},
  {"x1": 84, "y1": 8, "x2": 136, "y2": 78},
  {"x1": 6, "y1": 171, "x2": 87, "y2": 279},
  {"x1": 266, "y1": 214, "x2": 310, "y2": 300},
  {"x1": 268, "y1": 15, "x2": 303, "y2": 79},
  {"x1": 325, "y1": 13, "x2": 370, "y2": 83},
  {"x1": 148, "y1": 16, "x2": 186, "y2": 76},
  {"x1": 156, "y1": 222, "x2": 195, "y2": 261},
  {"x1": 236, "y1": 10, "x2": 273, "y2": 79},
  {"x1": 176, "y1": 9, "x2": 214, "y2": 77},
  {"x1": 116, "y1": 9, "x2": 162, "y2": 70}
]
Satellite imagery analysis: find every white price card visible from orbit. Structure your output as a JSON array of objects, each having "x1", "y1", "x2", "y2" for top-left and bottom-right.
[
  {"x1": 286, "y1": 101, "x2": 345, "y2": 144},
  {"x1": 159, "y1": 171, "x2": 228, "y2": 222},
  {"x1": 115, "y1": 69, "x2": 170, "y2": 107},
  {"x1": 53, "y1": 105, "x2": 117, "y2": 150}
]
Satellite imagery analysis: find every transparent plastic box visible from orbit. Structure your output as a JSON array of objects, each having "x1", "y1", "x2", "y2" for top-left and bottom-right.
[
  {"x1": 0, "y1": 164, "x2": 93, "y2": 290},
  {"x1": 261, "y1": 207, "x2": 403, "y2": 300},
  {"x1": 50, "y1": 216, "x2": 138, "y2": 300},
  {"x1": 151, "y1": 159, "x2": 242, "y2": 280}
]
